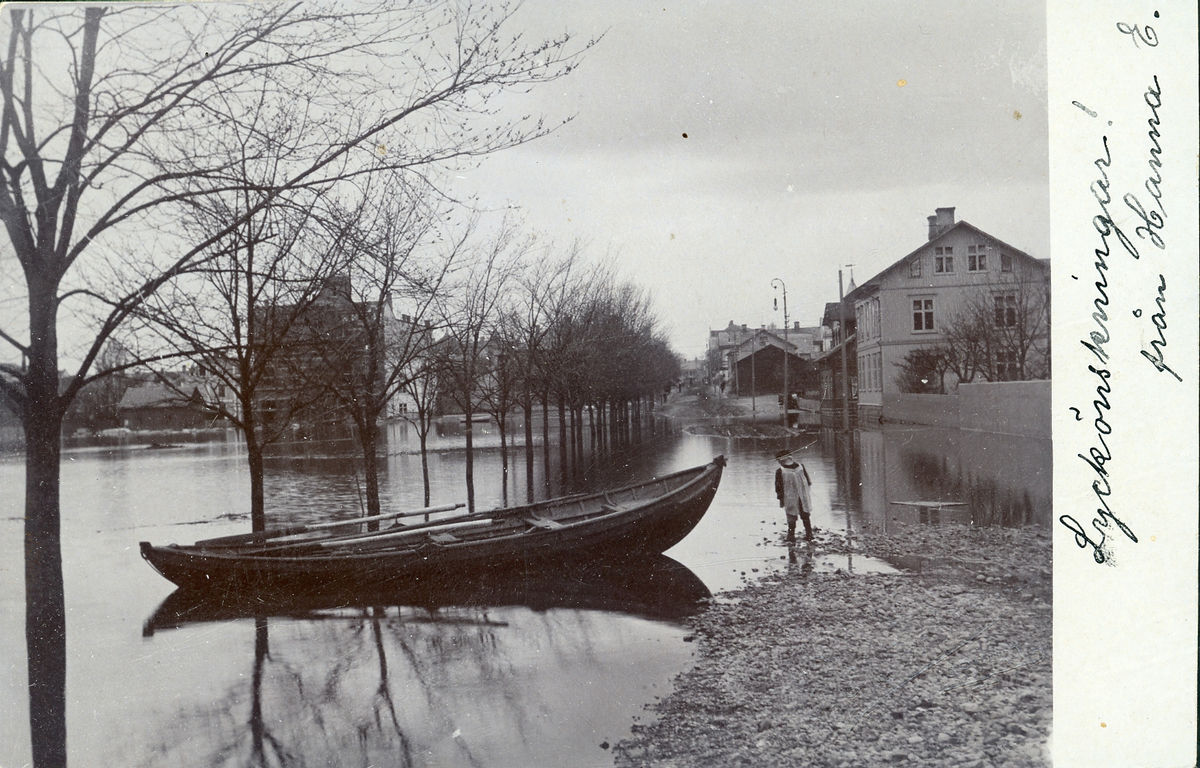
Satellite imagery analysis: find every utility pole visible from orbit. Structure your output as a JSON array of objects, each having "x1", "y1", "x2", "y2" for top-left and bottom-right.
[
  {"x1": 838, "y1": 269, "x2": 850, "y2": 432},
  {"x1": 772, "y1": 278, "x2": 788, "y2": 428},
  {"x1": 750, "y1": 333, "x2": 757, "y2": 417}
]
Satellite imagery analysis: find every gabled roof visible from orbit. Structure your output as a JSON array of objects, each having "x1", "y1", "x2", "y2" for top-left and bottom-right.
[
  {"x1": 730, "y1": 328, "x2": 813, "y2": 363},
  {"x1": 118, "y1": 381, "x2": 209, "y2": 411},
  {"x1": 845, "y1": 220, "x2": 1046, "y2": 304},
  {"x1": 822, "y1": 300, "x2": 854, "y2": 328},
  {"x1": 734, "y1": 327, "x2": 796, "y2": 352}
]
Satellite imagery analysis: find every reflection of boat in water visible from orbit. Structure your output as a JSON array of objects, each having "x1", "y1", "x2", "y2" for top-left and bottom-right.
[
  {"x1": 140, "y1": 457, "x2": 724, "y2": 593},
  {"x1": 142, "y1": 554, "x2": 711, "y2": 635}
]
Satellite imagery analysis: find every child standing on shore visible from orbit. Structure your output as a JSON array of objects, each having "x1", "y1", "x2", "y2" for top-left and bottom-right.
[{"x1": 774, "y1": 450, "x2": 813, "y2": 542}]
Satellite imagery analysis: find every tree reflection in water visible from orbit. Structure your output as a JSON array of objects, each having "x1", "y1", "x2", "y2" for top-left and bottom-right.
[{"x1": 140, "y1": 558, "x2": 708, "y2": 767}]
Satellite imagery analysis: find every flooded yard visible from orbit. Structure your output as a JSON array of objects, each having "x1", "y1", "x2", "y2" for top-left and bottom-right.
[{"x1": 1, "y1": 409, "x2": 1049, "y2": 767}]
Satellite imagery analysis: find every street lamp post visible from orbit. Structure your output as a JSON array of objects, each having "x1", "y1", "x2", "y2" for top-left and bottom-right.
[{"x1": 771, "y1": 279, "x2": 788, "y2": 428}]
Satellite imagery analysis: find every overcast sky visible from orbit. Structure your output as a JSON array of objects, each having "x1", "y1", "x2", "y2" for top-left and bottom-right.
[{"x1": 455, "y1": 0, "x2": 1049, "y2": 359}]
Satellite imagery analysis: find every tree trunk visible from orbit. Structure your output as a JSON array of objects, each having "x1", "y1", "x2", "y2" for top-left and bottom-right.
[
  {"x1": 557, "y1": 395, "x2": 568, "y2": 477},
  {"x1": 244, "y1": 428, "x2": 267, "y2": 533},
  {"x1": 523, "y1": 391, "x2": 534, "y2": 502},
  {"x1": 358, "y1": 417, "x2": 382, "y2": 529},
  {"x1": 541, "y1": 392, "x2": 551, "y2": 492},
  {"x1": 598, "y1": 400, "x2": 607, "y2": 454},
  {"x1": 24, "y1": 403, "x2": 68, "y2": 768},
  {"x1": 497, "y1": 413, "x2": 509, "y2": 506},
  {"x1": 464, "y1": 414, "x2": 475, "y2": 513},
  {"x1": 419, "y1": 429, "x2": 431, "y2": 508},
  {"x1": 24, "y1": 279, "x2": 68, "y2": 768},
  {"x1": 239, "y1": 397, "x2": 267, "y2": 532}
]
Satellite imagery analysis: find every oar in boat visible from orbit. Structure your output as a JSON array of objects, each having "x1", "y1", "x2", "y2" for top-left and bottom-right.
[
  {"x1": 246, "y1": 509, "x2": 498, "y2": 551},
  {"x1": 194, "y1": 502, "x2": 465, "y2": 547},
  {"x1": 231, "y1": 517, "x2": 500, "y2": 556},
  {"x1": 314, "y1": 518, "x2": 496, "y2": 549}
]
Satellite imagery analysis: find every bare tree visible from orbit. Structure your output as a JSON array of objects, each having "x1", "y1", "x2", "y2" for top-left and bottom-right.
[
  {"x1": 401, "y1": 353, "x2": 443, "y2": 508},
  {"x1": 298, "y1": 180, "x2": 462, "y2": 525},
  {"x1": 0, "y1": 5, "x2": 591, "y2": 764},
  {"x1": 894, "y1": 345, "x2": 952, "y2": 394},
  {"x1": 136, "y1": 187, "x2": 344, "y2": 531},
  {"x1": 957, "y1": 270, "x2": 1051, "y2": 382},
  {"x1": 434, "y1": 223, "x2": 524, "y2": 512}
]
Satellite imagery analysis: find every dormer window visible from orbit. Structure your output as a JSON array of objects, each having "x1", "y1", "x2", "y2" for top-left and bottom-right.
[
  {"x1": 934, "y1": 246, "x2": 954, "y2": 273},
  {"x1": 967, "y1": 245, "x2": 987, "y2": 271}
]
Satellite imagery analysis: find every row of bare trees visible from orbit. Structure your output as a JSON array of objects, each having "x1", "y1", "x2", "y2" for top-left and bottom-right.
[
  {"x1": 0, "y1": 4, "x2": 597, "y2": 766},
  {"x1": 438, "y1": 236, "x2": 680, "y2": 511}
]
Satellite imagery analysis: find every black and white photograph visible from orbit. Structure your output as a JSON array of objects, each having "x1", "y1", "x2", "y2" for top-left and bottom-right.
[{"x1": 0, "y1": 2, "x2": 1195, "y2": 767}]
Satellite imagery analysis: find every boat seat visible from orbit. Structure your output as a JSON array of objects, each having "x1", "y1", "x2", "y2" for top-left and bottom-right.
[
  {"x1": 429, "y1": 532, "x2": 459, "y2": 544},
  {"x1": 600, "y1": 503, "x2": 627, "y2": 514},
  {"x1": 524, "y1": 517, "x2": 564, "y2": 530}
]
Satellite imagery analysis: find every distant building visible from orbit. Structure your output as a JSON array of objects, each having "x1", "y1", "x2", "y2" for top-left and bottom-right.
[
  {"x1": 678, "y1": 357, "x2": 705, "y2": 387},
  {"x1": 815, "y1": 298, "x2": 857, "y2": 428},
  {"x1": 847, "y1": 207, "x2": 1050, "y2": 424},
  {"x1": 727, "y1": 328, "x2": 817, "y2": 398},
  {"x1": 256, "y1": 275, "x2": 433, "y2": 434},
  {"x1": 118, "y1": 376, "x2": 226, "y2": 431},
  {"x1": 708, "y1": 321, "x2": 755, "y2": 374}
]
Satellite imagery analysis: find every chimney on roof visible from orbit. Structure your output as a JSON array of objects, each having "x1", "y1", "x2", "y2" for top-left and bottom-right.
[{"x1": 927, "y1": 207, "x2": 956, "y2": 240}]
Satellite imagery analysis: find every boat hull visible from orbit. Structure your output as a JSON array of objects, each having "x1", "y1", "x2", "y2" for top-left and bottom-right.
[{"x1": 141, "y1": 457, "x2": 724, "y2": 594}]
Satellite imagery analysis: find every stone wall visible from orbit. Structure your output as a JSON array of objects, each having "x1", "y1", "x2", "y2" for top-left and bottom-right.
[
  {"x1": 876, "y1": 380, "x2": 1050, "y2": 439},
  {"x1": 959, "y1": 380, "x2": 1051, "y2": 439},
  {"x1": 882, "y1": 392, "x2": 961, "y2": 429}
]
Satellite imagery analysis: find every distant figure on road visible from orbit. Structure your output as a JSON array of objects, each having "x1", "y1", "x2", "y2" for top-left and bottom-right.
[{"x1": 774, "y1": 449, "x2": 813, "y2": 542}]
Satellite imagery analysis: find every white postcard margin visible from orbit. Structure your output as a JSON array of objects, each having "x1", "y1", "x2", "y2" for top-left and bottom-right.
[{"x1": 1049, "y1": 2, "x2": 1198, "y2": 766}]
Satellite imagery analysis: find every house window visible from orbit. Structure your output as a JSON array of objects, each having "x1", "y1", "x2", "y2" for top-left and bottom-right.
[
  {"x1": 909, "y1": 258, "x2": 921, "y2": 278},
  {"x1": 994, "y1": 294, "x2": 1017, "y2": 327},
  {"x1": 934, "y1": 246, "x2": 954, "y2": 273},
  {"x1": 995, "y1": 350, "x2": 1018, "y2": 381},
  {"x1": 1000, "y1": 253, "x2": 1013, "y2": 272},
  {"x1": 912, "y1": 298, "x2": 935, "y2": 332},
  {"x1": 967, "y1": 245, "x2": 987, "y2": 271}
]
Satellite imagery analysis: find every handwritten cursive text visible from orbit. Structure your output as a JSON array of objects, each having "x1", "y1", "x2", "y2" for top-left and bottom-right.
[
  {"x1": 1140, "y1": 274, "x2": 1181, "y2": 381},
  {"x1": 1123, "y1": 77, "x2": 1165, "y2": 249}
]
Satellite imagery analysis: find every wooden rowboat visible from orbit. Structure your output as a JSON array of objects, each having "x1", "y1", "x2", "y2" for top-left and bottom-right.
[{"x1": 140, "y1": 456, "x2": 725, "y2": 594}]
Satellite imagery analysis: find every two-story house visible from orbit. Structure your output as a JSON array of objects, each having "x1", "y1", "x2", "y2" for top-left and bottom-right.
[{"x1": 850, "y1": 208, "x2": 1050, "y2": 424}]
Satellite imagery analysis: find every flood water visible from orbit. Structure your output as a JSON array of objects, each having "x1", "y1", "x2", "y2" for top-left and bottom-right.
[{"x1": 0, "y1": 411, "x2": 1050, "y2": 767}]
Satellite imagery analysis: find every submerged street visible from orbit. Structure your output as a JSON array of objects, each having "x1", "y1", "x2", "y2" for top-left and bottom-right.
[{"x1": 1, "y1": 396, "x2": 1050, "y2": 767}]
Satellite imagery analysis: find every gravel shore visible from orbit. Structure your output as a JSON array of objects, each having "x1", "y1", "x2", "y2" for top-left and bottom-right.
[{"x1": 613, "y1": 523, "x2": 1052, "y2": 768}]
